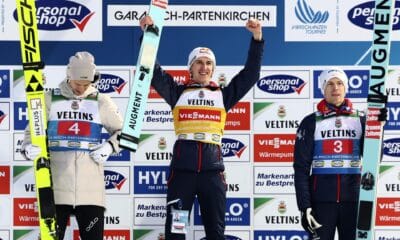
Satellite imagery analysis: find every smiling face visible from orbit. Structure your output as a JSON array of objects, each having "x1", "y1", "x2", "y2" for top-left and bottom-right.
[
  {"x1": 189, "y1": 57, "x2": 214, "y2": 85},
  {"x1": 323, "y1": 77, "x2": 346, "y2": 106},
  {"x1": 69, "y1": 80, "x2": 92, "y2": 96}
]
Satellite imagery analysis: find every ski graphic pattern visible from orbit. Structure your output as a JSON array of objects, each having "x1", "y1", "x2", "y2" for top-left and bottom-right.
[
  {"x1": 119, "y1": 0, "x2": 169, "y2": 152},
  {"x1": 15, "y1": 0, "x2": 58, "y2": 239},
  {"x1": 356, "y1": 0, "x2": 395, "y2": 239}
]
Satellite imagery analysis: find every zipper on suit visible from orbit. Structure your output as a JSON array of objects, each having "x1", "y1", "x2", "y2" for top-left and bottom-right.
[{"x1": 197, "y1": 142, "x2": 202, "y2": 172}]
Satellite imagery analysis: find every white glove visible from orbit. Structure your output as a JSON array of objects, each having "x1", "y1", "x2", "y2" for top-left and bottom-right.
[
  {"x1": 89, "y1": 141, "x2": 113, "y2": 164},
  {"x1": 305, "y1": 208, "x2": 322, "y2": 229},
  {"x1": 22, "y1": 144, "x2": 42, "y2": 161}
]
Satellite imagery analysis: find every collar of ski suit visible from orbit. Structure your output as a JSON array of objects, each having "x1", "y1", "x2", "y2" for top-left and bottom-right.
[{"x1": 317, "y1": 98, "x2": 353, "y2": 116}]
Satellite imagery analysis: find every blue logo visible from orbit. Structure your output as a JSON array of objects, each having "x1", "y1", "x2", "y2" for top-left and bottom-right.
[
  {"x1": 384, "y1": 102, "x2": 400, "y2": 131},
  {"x1": 13, "y1": 102, "x2": 28, "y2": 130},
  {"x1": 295, "y1": 0, "x2": 329, "y2": 24},
  {"x1": 104, "y1": 170, "x2": 127, "y2": 190},
  {"x1": 0, "y1": 70, "x2": 10, "y2": 98},
  {"x1": 257, "y1": 74, "x2": 306, "y2": 95},
  {"x1": 13, "y1": 0, "x2": 95, "y2": 31},
  {"x1": 348, "y1": 1, "x2": 400, "y2": 30},
  {"x1": 134, "y1": 166, "x2": 169, "y2": 194},
  {"x1": 221, "y1": 138, "x2": 247, "y2": 158},
  {"x1": 254, "y1": 230, "x2": 308, "y2": 240},
  {"x1": 95, "y1": 74, "x2": 127, "y2": 94},
  {"x1": 194, "y1": 198, "x2": 250, "y2": 226},
  {"x1": 313, "y1": 69, "x2": 369, "y2": 99},
  {"x1": 383, "y1": 138, "x2": 400, "y2": 157}
]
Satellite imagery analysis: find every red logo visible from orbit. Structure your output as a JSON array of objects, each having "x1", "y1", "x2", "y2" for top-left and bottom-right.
[
  {"x1": 0, "y1": 166, "x2": 10, "y2": 194},
  {"x1": 13, "y1": 198, "x2": 39, "y2": 226},
  {"x1": 225, "y1": 102, "x2": 250, "y2": 130},
  {"x1": 254, "y1": 134, "x2": 296, "y2": 162},
  {"x1": 375, "y1": 197, "x2": 400, "y2": 226},
  {"x1": 70, "y1": 12, "x2": 95, "y2": 32},
  {"x1": 73, "y1": 229, "x2": 130, "y2": 240},
  {"x1": 179, "y1": 109, "x2": 221, "y2": 122}
]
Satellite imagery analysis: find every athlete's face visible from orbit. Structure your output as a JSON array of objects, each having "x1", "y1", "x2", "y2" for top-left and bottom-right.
[
  {"x1": 190, "y1": 57, "x2": 214, "y2": 85},
  {"x1": 69, "y1": 80, "x2": 92, "y2": 96},
  {"x1": 324, "y1": 77, "x2": 346, "y2": 106}
]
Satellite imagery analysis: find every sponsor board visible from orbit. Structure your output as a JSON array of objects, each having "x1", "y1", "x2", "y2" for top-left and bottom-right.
[
  {"x1": 0, "y1": 230, "x2": 9, "y2": 240},
  {"x1": 74, "y1": 229, "x2": 130, "y2": 240},
  {"x1": 135, "y1": 132, "x2": 175, "y2": 162},
  {"x1": 385, "y1": 102, "x2": 400, "y2": 131},
  {"x1": 0, "y1": 102, "x2": 10, "y2": 131},
  {"x1": 108, "y1": 5, "x2": 277, "y2": 27},
  {"x1": 221, "y1": 134, "x2": 250, "y2": 162},
  {"x1": 255, "y1": 70, "x2": 310, "y2": 99},
  {"x1": 225, "y1": 102, "x2": 251, "y2": 131},
  {"x1": 104, "y1": 166, "x2": 130, "y2": 194},
  {"x1": 134, "y1": 166, "x2": 169, "y2": 194},
  {"x1": 285, "y1": 0, "x2": 400, "y2": 41},
  {"x1": 12, "y1": 229, "x2": 40, "y2": 240},
  {"x1": 194, "y1": 197, "x2": 250, "y2": 226},
  {"x1": 382, "y1": 134, "x2": 400, "y2": 161},
  {"x1": 254, "y1": 230, "x2": 308, "y2": 240},
  {"x1": 0, "y1": 196, "x2": 11, "y2": 226},
  {"x1": 253, "y1": 101, "x2": 309, "y2": 133},
  {"x1": 104, "y1": 196, "x2": 132, "y2": 227},
  {"x1": 134, "y1": 197, "x2": 167, "y2": 226},
  {"x1": 375, "y1": 197, "x2": 400, "y2": 226},
  {"x1": 0, "y1": 133, "x2": 11, "y2": 163},
  {"x1": 0, "y1": 166, "x2": 10, "y2": 194},
  {"x1": 378, "y1": 165, "x2": 400, "y2": 197},
  {"x1": 253, "y1": 196, "x2": 301, "y2": 230},
  {"x1": 254, "y1": 166, "x2": 295, "y2": 194},
  {"x1": 225, "y1": 164, "x2": 252, "y2": 195},
  {"x1": 385, "y1": 69, "x2": 400, "y2": 102},
  {"x1": 13, "y1": 198, "x2": 39, "y2": 226},
  {"x1": 13, "y1": 102, "x2": 28, "y2": 131},
  {"x1": 13, "y1": 133, "x2": 25, "y2": 161},
  {"x1": 0, "y1": 70, "x2": 10, "y2": 98},
  {"x1": 142, "y1": 102, "x2": 174, "y2": 131},
  {"x1": 375, "y1": 229, "x2": 400, "y2": 240},
  {"x1": 253, "y1": 134, "x2": 296, "y2": 163},
  {"x1": 94, "y1": 69, "x2": 130, "y2": 97},
  {"x1": 3, "y1": 0, "x2": 102, "y2": 41},
  {"x1": 313, "y1": 69, "x2": 370, "y2": 99},
  {"x1": 132, "y1": 228, "x2": 166, "y2": 240},
  {"x1": 12, "y1": 166, "x2": 36, "y2": 197}
]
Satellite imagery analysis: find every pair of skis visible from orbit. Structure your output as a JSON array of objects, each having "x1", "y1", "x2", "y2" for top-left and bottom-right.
[
  {"x1": 356, "y1": 0, "x2": 395, "y2": 239},
  {"x1": 119, "y1": 0, "x2": 169, "y2": 152},
  {"x1": 15, "y1": 0, "x2": 58, "y2": 239}
]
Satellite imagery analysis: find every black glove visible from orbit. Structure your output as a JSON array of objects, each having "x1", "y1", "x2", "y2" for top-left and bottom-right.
[
  {"x1": 378, "y1": 107, "x2": 388, "y2": 122},
  {"x1": 301, "y1": 208, "x2": 321, "y2": 240}
]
